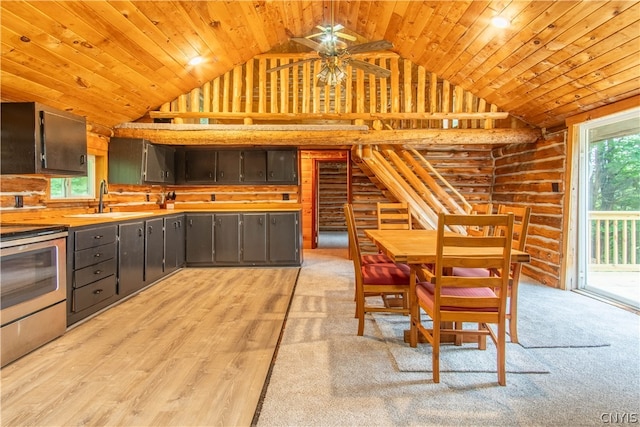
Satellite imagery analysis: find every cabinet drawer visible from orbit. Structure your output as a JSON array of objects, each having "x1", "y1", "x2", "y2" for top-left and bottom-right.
[
  {"x1": 74, "y1": 243, "x2": 116, "y2": 270},
  {"x1": 73, "y1": 276, "x2": 117, "y2": 312},
  {"x1": 74, "y1": 258, "x2": 116, "y2": 288},
  {"x1": 75, "y1": 225, "x2": 117, "y2": 250}
]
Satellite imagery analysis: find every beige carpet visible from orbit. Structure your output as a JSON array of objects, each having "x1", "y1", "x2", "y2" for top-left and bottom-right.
[{"x1": 256, "y1": 249, "x2": 640, "y2": 427}]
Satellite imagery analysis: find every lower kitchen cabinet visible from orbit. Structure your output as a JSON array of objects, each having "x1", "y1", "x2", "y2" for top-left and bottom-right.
[
  {"x1": 214, "y1": 213, "x2": 241, "y2": 264},
  {"x1": 145, "y1": 217, "x2": 165, "y2": 283},
  {"x1": 165, "y1": 214, "x2": 185, "y2": 273},
  {"x1": 186, "y1": 214, "x2": 214, "y2": 264},
  {"x1": 185, "y1": 211, "x2": 301, "y2": 267},
  {"x1": 118, "y1": 221, "x2": 145, "y2": 298},
  {"x1": 67, "y1": 224, "x2": 119, "y2": 326},
  {"x1": 268, "y1": 212, "x2": 300, "y2": 264}
]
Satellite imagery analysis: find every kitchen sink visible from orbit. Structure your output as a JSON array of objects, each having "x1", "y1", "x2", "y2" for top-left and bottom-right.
[{"x1": 66, "y1": 212, "x2": 150, "y2": 219}]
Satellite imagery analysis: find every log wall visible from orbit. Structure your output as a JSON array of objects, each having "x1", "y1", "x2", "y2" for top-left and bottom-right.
[
  {"x1": 492, "y1": 134, "x2": 566, "y2": 288},
  {"x1": 318, "y1": 162, "x2": 348, "y2": 231}
]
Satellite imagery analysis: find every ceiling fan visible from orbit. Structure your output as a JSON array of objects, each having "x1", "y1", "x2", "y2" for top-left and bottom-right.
[{"x1": 267, "y1": 2, "x2": 393, "y2": 86}]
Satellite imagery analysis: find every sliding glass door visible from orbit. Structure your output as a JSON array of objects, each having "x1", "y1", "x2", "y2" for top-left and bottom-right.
[{"x1": 578, "y1": 108, "x2": 640, "y2": 309}]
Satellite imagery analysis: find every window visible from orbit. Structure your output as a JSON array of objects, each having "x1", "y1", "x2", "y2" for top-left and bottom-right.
[{"x1": 50, "y1": 155, "x2": 96, "y2": 199}]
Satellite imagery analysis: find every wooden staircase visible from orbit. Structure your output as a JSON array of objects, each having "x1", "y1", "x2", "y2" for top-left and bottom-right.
[{"x1": 352, "y1": 145, "x2": 471, "y2": 234}]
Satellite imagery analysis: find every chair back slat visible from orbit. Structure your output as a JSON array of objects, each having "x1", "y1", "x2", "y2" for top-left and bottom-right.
[
  {"x1": 377, "y1": 202, "x2": 412, "y2": 230},
  {"x1": 434, "y1": 212, "x2": 514, "y2": 310}
]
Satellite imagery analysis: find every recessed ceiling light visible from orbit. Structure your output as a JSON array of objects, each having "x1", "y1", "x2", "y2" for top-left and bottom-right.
[
  {"x1": 188, "y1": 56, "x2": 204, "y2": 66},
  {"x1": 491, "y1": 16, "x2": 510, "y2": 29}
]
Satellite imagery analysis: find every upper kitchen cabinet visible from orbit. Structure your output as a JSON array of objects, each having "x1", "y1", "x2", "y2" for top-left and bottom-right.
[
  {"x1": 266, "y1": 150, "x2": 297, "y2": 184},
  {"x1": 1, "y1": 102, "x2": 88, "y2": 176},
  {"x1": 109, "y1": 138, "x2": 175, "y2": 185}
]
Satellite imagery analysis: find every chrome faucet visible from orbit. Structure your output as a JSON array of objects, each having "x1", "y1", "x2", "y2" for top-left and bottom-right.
[{"x1": 98, "y1": 180, "x2": 108, "y2": 213}]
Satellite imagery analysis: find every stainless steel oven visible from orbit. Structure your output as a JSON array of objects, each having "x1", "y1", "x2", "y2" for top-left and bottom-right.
[{"x1": 1, "y1": 224, "x2": 68, "y2": 367}]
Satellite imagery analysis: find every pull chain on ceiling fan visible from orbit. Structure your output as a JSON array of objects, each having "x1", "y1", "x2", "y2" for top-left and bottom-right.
[{"x1": 267, "y1": 0, "x2": 393, "y2": 86}]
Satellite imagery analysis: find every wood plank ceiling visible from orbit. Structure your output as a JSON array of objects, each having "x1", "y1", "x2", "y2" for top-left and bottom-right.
[{"x1": 1, "y1": 1, "x2": 638, "y2": 131}]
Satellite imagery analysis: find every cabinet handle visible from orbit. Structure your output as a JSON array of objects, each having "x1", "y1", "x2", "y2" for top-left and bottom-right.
[
  {"x1": 178, "y1": 220, "x2": 182, "y2": 228},
  {"x1": 189, "y1": 219, "x2": 193, "y2": 226},
  {"x1": 80, "y1": 154, "x2": 86, "y2": 165},
  {"x1": 94, "y1": 270, "x2": 102, "y2": 275},
  {"x1": 138, "y1": 228, "x2": 143, "y2": 237},
  {"x1": 259, "y1": 217, "x2": 263, "y2": 225},
  {"x1": 94, "y1": 289, "x2": 103, "y2": 295},
  {"x1": 220, "y1": 171, "x2": 224, "y2": 178},
  {"x1": 272, "y1": 218, "x2": 276, "y2": 225},
  {"x1": 94, "y1": 253, "x2": 101, "y2": 258},
  {"x1": 94, "y1": 235, "x2": 103, "y2": 240},
  {"x1": 148, "y1": 226, "x2": 153, "y2": 234}
]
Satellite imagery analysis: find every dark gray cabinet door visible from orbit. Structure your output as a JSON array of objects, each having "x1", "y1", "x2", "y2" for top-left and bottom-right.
[
  {"x1": 185, "y1": 150, "x2": 217, "y2": 183},
  {"x1": 145, "y1": 217, "x2": 165, "y2": 283},
  {"x1": 242, "y1": 213, "x2": 268, "y2": 263},
  {"x1": 118, "y1": 222, "x2": 145, "y2": 297},
  {"x1": 186, "y1": 214, "x2": 214, "y2": 264},
  {"x1": 243, "y1": 150, "x2": 267, "y2": 182},
  {"x1": 267, "y1": 150, "x2": 298, "y2": 183},
  {"x1": 164, "y1": 214, "x2": 185, "y2": 273},
  {"x1": 146, "y1": 144, "x2": 175, "y2": 184},
  {"x1": 216, "y1": 150, "x2": 242, "y2": 183},
  {"x1": 268, "y1": 212, "x2": 300, "y2": 263},
  {"x1": 214, "y1": 213, "x2": 241, "y2": 264}
]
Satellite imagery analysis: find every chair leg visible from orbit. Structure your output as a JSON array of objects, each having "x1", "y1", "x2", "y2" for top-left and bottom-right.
[
  {"x1": 478, "y1": 323, "x2": 487, "y2": 350},
  {"x1": 432, "y1": 320, "x2": 441, "y2": 383},
  {"x1": 508, "y1": 284, "x2": 519, "y2": 344},
  {"x1": 357, "y1": 297, "x2": 365, "y2": 336},
  {"x1": 497, "y1": 321, "x2": 506, "y2": 386}
]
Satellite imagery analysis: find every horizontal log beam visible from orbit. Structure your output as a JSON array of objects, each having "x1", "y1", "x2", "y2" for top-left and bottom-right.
[
  {"x1": 113, "y1": 125, "x2": 541, "y2": 146},
  {"x1": 148, "y1": 111, "x2": 509, "y2": 121}
]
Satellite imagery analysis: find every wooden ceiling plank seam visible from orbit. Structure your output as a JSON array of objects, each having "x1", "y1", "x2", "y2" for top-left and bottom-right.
[
  {"x1": 435, "y1": 0, "x2": 539, "y2": 86},
  {"x1": 529, "y1": 82, "x2": 640, "y2": 129},
  {"x1": 382, "y1": 2, "x2": 410, "y2": 42},
  {"x1": 501, "y1": 35, "x2": 640, "y2": 115},
  {"x1": 470, "y1": 1, "x2": 636, "y2": 100},
  {"x1": 408, "y1": 0, "x2": 469, "y2": 72},
  {"x1": 516, "y1": 62, "x2": 640, "y2": 125},
  {"x1": 39, "y1": 1, "x2": 189, "y2": 95},
  {"x1": 0, "y1": 65, "x2": 132, "y2": 125},
  {"x1": 452, "y1": 1, "x2": 573, "y2": 93},
  {"x1": 0, "y1": 3, "x2": 179, "y2": 106},
  {"x1": 237, "y1": 2, "x2": 272, "y2": 52},
  {"x1": 367, "y1": 0, "x2": 398, "y2": 41},
  {"x1": 488, "y1": 3, "x2": 632, "y2": 98},
  {"x1": 504, "y1": 27, "x2": 640, "y2": 117},
  {"x1": 498, "y1": 2, "x2": 640, "y2": 107},
  {"x1": 354, "y1": 0, "x2": 373, "y2": 38},
  {"x1": 448, "y1": 1, "x2": 549, "y2": 89},
  {"x1": 396, "y1": 1, "x2": 437, "y2": 64},
  {"x1": 425, "y1": 0, "x2": 495, "y2": 73}
]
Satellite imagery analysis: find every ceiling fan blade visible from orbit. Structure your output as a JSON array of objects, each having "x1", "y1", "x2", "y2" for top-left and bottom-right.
[
  {"x1": 316, "y1": 25, "x2": 328, "y2": 32},
  {"x1": 346, "y1": 59, "x2": 392, "y2": 78},
  {"x1": 346, "y1": 40, "x2": 394, "y2": 54},
  {"x1": 332, "y1": 24, "x2": 344, "y2": 32},
  {"x1": 306, "y1": 32, "x2": 325, "y2": 39},
  {"x1": 267, "y1": 58, "x2": 317, "y2": 73},
  {"x1": 334, "y1": 31, "x2": 357, "y2": 41},
  {"x1": 291, "y1": 37, "x2": 324, "y2": 52}
]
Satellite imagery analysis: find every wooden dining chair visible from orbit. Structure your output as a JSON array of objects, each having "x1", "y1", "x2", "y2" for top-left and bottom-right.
[
  {"x1": 452, "y1": 205, "x2": 531, "y2": 343},
  {"x1": 377, "y1": 201, "x2": 412, "y2": 307},
  {"x1": 411, "y1": 212, "x2": 514, "y2": 385},
  {"x1": 465, "y1": 203, "x2": 493, "y2": 236},
  {"x1": 377, "y1": 202, "x2": 412, "y2": 230},
  {"x1": 344, "y1": 204, "x2": 411, "y2": 336}
]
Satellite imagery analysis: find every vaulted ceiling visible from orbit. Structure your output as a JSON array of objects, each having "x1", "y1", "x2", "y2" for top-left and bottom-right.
[{"x1": 1, "y1": 1, "x2": 638, "y2": 131}]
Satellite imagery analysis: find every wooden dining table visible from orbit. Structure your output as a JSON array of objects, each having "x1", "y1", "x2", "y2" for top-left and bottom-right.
[{"x1": 364, "y1": 229, "x2": 531, "y2": 346}]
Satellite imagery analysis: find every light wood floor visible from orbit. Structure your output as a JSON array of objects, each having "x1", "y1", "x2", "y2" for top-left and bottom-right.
[{"x1": 0, "y1": 267, "x2": 300, "y2": 426}]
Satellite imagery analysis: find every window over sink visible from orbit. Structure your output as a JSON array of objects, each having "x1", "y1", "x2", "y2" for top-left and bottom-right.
[{"x1": 50, "y1": 155, "x2": 95, "y2": 199}]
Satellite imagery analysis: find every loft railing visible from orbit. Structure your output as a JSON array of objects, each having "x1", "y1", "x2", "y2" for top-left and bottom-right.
[{"x1": 590, "y1": 211, "x2": 640, "y2": 271}]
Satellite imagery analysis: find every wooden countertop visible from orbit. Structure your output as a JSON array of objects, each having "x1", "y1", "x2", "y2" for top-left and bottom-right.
[{"x1": 1, "y1": 203, "x2": 302, "y2": 228}]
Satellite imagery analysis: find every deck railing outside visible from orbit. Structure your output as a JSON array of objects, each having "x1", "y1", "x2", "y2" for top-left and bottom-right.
[{"x1": 590, "y1": 211, "x2": 640, "y2": 271}]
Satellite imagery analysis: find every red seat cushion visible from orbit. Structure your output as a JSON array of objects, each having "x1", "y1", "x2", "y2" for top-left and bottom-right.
[
  {"x1": 452, "y1": 267, "x2": 491, "y2": 277},
  {"x1": 362, "y1": 263, "x2": 410, "y2": 285},
  {"x1": 416, "y1": 281, "x2": 497, "y2": 312},
  {"x1": 361, "y1": 253, "x2": 394, "y2": 264}
]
